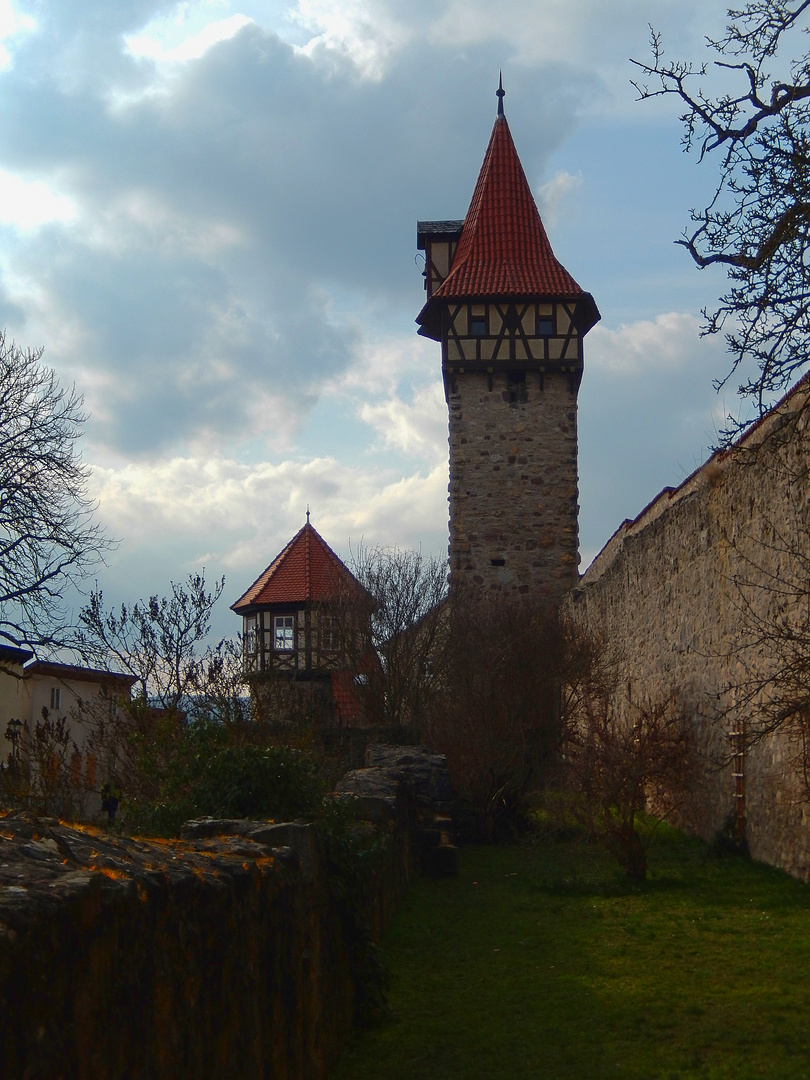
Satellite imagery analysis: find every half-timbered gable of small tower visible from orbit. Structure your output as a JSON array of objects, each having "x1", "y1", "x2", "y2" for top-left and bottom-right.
[{"x1": 417, "y1": 82, "x2": 600, "y2": 599}]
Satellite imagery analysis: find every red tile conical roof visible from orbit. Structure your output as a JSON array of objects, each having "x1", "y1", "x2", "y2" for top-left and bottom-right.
[
  {"x1": 231, "y1": 521, "x2": 360, "y2": 612},
  {"x1": 438, "y1": 115, "x2": 585, "y2": 297},
  {"x1": 417, "y1": 112, "x2": 598, "y2": 334}
]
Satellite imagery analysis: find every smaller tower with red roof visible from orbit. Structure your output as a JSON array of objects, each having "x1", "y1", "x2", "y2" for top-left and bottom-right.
[
  {"x1": 231, "y1": 517, "x2": 373, "y2": 725},
  {"x1": 416, "y1": 80, "x2": 599, "y2": 598}
]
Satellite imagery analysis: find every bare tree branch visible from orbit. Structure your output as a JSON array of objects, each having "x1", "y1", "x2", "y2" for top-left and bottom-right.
[
  {"x1": 632, "y1": 2, "x2": 810, "y2": 438},
  {"x1": 344, "y1": 544, "x2": 449, "y2": 728},
  {"x1": 0, "y1": 332, "x2": 112, "y2": 652},
  {"x1": 78, "y1": 572, "x2": 225, "y2": 710}
]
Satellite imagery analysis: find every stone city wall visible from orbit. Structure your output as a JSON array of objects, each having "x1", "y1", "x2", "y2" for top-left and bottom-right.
[{"x1": 572, "y1": 375, "x2": 810, "y2": 879}]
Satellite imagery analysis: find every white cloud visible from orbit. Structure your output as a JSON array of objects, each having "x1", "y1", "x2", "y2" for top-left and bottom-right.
[
  {"x1": 290, "y1": 0, "x2": 659, "y2": 76},
  {"x1": 125, "y1": 10, "x2": 253, "y2": 64},
  {"x1": 276, "y1": 0, "x2": 730, "y2": 122},
  {"x1": 0, "y1": 0, "x2": 35, "y2": 70},
  {"x1": 327, "y1": 332, "x2": 437, "y2": 398},
  {"x1": 81, "y1": 189, "x2": 245, "y2": 258},
  {"x1": 88, "y1": 450, "x2": 447, "y2": 571},
  {"x1": 536, "y1": 170, "x2": 582, "y2": 230},
  {"x1": 358, "y1": 379, "x2": 446, "y2": 461},
  {"x1": 0, "y1": 0, "x2": 750, "y2": 640},
  {"x1": 290, "y1": 0, "x2": 409, "y2": 79},
  {"x1": 588, "y1": 312, "x2": 716, "y2": 377},
  {"x1": 0, "y1": 170, "x2": 76, "y2": 229}
]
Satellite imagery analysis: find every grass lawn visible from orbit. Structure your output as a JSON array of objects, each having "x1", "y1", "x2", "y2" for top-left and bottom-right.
[{"x1": 333, "y1": 827, "x2": 810, "y2": 1080}]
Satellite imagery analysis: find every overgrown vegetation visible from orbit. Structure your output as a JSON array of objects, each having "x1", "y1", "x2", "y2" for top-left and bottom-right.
[
  {"x1": 0, "y1": 709, "x2": 82, "y2": 818},
  {"x1": 421, "y1": 596, "x2": 578, "y2": 842},
  {"x1": 4, "y1": 553, "x2": 698, "y2": 886},
  {"x1": 319, "y1": 798, "x2": 395, "y2": 1026},
  {"x1": 418, "y1": 592, "x2": 693, "y2": 874},
  {"x1": 117, "y1": 712, "x2": 330, "y2": 836},
  {"x1": 335, "y1": 830, "x2": 810, "y2": 1080}
]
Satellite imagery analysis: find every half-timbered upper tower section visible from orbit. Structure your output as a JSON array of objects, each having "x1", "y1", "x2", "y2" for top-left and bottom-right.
[
  {"x1": 417, "y1": 86, "x2": 600, "y2": 599},
  {"x1": 416, "y1": 94, "x2": 599, "y2": 387}
]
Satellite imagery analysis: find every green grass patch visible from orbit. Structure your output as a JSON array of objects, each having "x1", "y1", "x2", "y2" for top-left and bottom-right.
[{"x1": 333, "y1": 827, "x2": 810, "y2": 1079}]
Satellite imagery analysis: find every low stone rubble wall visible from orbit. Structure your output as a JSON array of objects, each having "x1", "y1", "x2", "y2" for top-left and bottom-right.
[
  {"x1": 360, "y1": 744, "x2": 457, "y2": 874},
  {"x1": 0, "y1": 745, "x2": 452, "y2": 1080}
]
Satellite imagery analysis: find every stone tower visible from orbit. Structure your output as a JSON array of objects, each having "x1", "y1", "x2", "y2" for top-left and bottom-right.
[{"x1": 416, "y1": 85, "x2": 599, "y2": 599}]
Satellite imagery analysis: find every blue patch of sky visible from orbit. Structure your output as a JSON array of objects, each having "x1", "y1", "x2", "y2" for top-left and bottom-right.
[{"x1": 545, "y1": 118, "x2": 727, "y2": 327}]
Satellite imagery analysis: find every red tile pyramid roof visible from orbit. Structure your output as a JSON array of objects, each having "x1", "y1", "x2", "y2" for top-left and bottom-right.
[
  {"x1": 231, "y1": 521, "x2": 360, "y2": 613},
  {"x1": 417, "y1": 113, "x2": 598, "y2": 332}
]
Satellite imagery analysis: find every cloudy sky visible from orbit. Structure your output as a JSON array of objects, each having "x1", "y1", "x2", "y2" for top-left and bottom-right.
[{"x1": 0, "y1": 0, "x2": 756, "y2": 640}]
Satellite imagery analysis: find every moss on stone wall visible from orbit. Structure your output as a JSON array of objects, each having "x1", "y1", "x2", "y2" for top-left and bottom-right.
[{"x1": 0, "y1": 751, "x2": 423, "y2": 1079}]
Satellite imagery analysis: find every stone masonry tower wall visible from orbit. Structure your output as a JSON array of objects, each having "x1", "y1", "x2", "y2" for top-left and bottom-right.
[
  {"x1": 448, "y1": 369, "x2": 579, "y2": 596},
  {"x1": 416, "y1": 89, "x2": 598, "y2": 599}
]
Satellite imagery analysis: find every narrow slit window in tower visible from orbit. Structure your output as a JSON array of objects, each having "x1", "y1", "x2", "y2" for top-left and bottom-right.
[{"x1": 506, "y1": 370, "x2": 527, "y2": 404}]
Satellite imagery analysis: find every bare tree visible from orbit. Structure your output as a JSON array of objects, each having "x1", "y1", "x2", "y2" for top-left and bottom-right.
[
  {"x1": 0, "y1": 334, "x2": 110, "y2": 655},
  {"x1": 345, "y1": 545, "x2": 449, "y2": 728},
  {"x1": 194, "y1": 636, "x2": 251, "y2": 734},
  {"x1": 78, "y1": 571, "x2": 225, "y2": 710},
  {"x1": 632, "y1": 1, "x2": 810, "y2": 435},
  {"x1": 423, "y1": 590, "x2": 696, "y2": 865},
  {"x1": 422, "y1": 595, "x2": 593, "y2": 841}
]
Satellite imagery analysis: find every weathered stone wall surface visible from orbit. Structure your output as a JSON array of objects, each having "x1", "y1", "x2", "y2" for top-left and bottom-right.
[
  {"x1": 573, "y1": 378, "x2": 810, "y2": 878},
  {"x1": 0, "y1": 751, "x2": 428, "y2": 1080},
  {"x1": 448, "y1": 370, "x2": 579, "y2": 598}
]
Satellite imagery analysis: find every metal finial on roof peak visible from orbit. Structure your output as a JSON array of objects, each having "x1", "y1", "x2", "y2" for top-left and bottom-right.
[
  {"x1": 496, "y1": 71, "x2": 505, "y2": 117},
  {"x1": 306, "y1": 506, "x2": 310, "y2": 524}
]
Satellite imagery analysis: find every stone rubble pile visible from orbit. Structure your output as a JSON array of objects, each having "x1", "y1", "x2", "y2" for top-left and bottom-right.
[{"x1": 337, "y1": 744, "x2": 458, "y2": 874}]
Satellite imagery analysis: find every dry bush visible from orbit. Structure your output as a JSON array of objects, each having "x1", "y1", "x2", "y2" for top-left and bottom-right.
[
  {"x1": 21, "y1": 709, "x2": 85, "y2": 818},
  {"x1": 422, "y1": 595, "x2": 598, "y2": 842},
  {"x1": 558, "y1": 690, "x2": 697, "y2": 880}
]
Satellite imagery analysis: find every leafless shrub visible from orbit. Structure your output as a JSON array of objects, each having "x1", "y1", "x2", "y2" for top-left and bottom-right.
[
  {"x1": 26, "y1": 708, "x2": 81, "y2": 817},
  {"x1": 558, "y1": 691, "x2": 697, "y2": 880},
  {"x1": 422, "y1": 594, "x2": 599, "y2": 842},
  {"x1": 78, "y1": 572, "x2": 225, "y2": 711}
]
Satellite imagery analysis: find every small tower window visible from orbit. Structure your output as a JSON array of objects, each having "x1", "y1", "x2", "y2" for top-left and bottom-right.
[
  {"x1": 274, "y1": 615, "x2": 295, "y2": 652},
  {"x1": 470, "y1": 314, "x2": 487, "y2": 336},
  {"x1": 50, "y1": 688, "x2": 61, "y2": 711},
  {"x1": 245, "y1": 616, "x2": 257, "y2": 657},
  {"x1": 506, "y1": 371, "x2": 528, "y2": 404},
  {"x1": 320, "y1": 614, "x2": 339, "y2": 653},
  {"x1": 536, "y1": 314, "x2": 555, "y2": 337}
]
